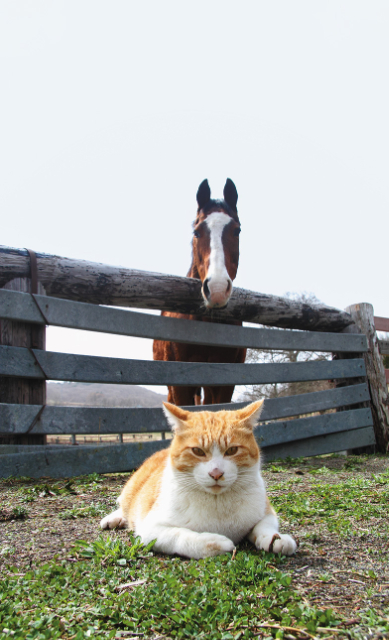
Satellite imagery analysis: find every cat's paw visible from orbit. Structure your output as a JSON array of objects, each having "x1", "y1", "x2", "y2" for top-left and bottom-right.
[
  {"x1": 196, "y1": 532, "x2": 235, "y2": 558},
  {"x1": 255, "y1": 532, "x2": 297, "y2": 556},
  {"x1": 100, "y1": 508, "x2": 126, "y2": 530}
]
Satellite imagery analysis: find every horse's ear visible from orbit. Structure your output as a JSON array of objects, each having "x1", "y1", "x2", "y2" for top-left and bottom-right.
[
  {"x1": 196, "y1": 179, "x2": 211, "y2": 210},
  {"x1": 223, "y1": 178, "x2": 238, "y2": 210}
]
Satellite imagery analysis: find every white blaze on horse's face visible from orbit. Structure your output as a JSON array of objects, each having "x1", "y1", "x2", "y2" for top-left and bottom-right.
[{"x1": 203, "y1": 212, "x2": 233, "y2": 309}]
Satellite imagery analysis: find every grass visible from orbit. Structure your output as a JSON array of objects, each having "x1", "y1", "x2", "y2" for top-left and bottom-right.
[
  {"x1": 1, "y1": 456, "x2": 389, "y2": 639},
  {"x1": 1, "y1": 535, "x2": 341, "y2": 640},
  {"x1": 271, "y1": 470, "x2": 389, "y2": 536}
]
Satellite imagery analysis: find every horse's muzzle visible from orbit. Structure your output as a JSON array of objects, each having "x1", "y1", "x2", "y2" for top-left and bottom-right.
[{"x1": 202, "y1": 277, "x2": 232, "y2": 309}]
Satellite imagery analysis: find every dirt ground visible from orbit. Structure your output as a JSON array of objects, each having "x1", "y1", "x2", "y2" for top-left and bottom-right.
[{"x1": 1, "y1": 454, "x2": 389, "y2": 632}]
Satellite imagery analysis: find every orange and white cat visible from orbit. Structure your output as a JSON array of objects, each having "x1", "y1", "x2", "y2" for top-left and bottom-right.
[{"x1": 100, "y1": 400, "x2": 297, "y2": 559}]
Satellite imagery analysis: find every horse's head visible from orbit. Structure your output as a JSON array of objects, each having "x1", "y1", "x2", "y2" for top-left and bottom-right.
[{"x1": 192, "y1": 178, "x2": 240, "y2": 309}]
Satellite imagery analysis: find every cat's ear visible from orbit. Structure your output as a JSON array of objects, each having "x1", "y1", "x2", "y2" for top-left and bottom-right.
[
  {"x1": 163, "y1": 402, "x2": 191, "y2": 433},
  {"x1": 237, "y1": 400, "x2": 264, "y2": 430}
]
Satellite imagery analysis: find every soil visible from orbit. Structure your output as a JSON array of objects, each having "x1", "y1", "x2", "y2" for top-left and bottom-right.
[{"x1": 1, "y1": 454, "x2": 389, "y2": 632}]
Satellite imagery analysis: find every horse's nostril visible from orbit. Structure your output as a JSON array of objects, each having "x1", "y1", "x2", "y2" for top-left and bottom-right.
[
  {"x1": 226, "y1": 280, "x2": 232, "y2": 294},
  {"x1": 203, "y1": 278, "x2": 211, "y2": 299}
]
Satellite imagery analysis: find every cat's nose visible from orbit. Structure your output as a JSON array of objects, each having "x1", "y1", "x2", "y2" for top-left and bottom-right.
[{"x1": 209, "y1": 468, "x2": 224, "y2": 481}]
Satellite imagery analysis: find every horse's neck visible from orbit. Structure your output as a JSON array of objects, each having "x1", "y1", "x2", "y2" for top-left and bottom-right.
[{"x1": 187, "y1": 261, "x2": 200, "y2": 280}]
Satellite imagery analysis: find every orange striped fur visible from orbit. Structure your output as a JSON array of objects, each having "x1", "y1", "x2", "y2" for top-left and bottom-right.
[{"x1": 101, "y1": 401, "x2": 297, "y2": 559}]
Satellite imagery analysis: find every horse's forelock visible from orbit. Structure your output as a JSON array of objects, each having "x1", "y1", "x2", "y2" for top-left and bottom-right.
[{"x1": 196, "y1": 199, "x2": 239, "y2": 223}]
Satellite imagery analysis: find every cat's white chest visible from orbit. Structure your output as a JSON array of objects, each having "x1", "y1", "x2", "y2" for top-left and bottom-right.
[{"x1": 143, "y1": 461, "x2": 268, "y2": 544}]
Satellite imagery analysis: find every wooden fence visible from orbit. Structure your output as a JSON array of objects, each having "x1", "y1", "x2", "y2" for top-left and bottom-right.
[
  {"x1": 0, "y1": 281, "x2": 377, "y2": 478},
  {"x1": 375, "y1": 315, "x2": 389, "y2": 384}
]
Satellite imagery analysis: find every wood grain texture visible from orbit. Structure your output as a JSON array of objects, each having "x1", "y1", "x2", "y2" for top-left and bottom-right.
[
  {"x1": 255, "y1": 407, "x2": 372, "y2": 447},
  {"x1": 0, "y1": 383, "x2": 371, "y2": 435},
  {"x1": 262, "y1": 427, "x2": 376, "y2": 462},
  {"x1": 0, "y1": 278, "x2": 46, "y2": 445},
  {"x1": 0, "y1": 345, "x2": 42, "y2": 378},
  {"x1": 346, "y1": 303, "x2": 389, "y2": 453},
  {"x1": 0, "y1": 289, "x2": 367, "y2": 353},
  {"x1": 0, "y1": 424, "x2": 375, "y2": 478},
  {"x1": 0, "y1": 346, "x2": 366, "y2": 385},
  {"x1": 374, "y1": 316, "x2": 389, "y2": 332},
  {"x1": 0, "y1": 440, "x2": 169, "y2": 478},
  {"x1": 0, "y1": 290, "x2": 45, "y2": 324},
  {"x1": 378, "y1": 340, "x2": 389, "y2": 355},
  {"x1": 0, "y1": 246, "x2": 354, "y2": 332}
]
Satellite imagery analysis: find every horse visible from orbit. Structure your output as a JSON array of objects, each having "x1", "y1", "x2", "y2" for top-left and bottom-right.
[{"x1": 153, "y1": 178, "x2": 246, "y2": 406}]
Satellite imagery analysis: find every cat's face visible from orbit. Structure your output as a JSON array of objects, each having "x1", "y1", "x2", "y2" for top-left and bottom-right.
[{"x1": 163, "y1": 401, "x2": 264, "y2": 495}]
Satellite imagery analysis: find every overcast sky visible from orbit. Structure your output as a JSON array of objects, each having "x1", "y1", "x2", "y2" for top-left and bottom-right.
[{"x1": 1, "y1": 1, "x2": 388, "y2": 386}]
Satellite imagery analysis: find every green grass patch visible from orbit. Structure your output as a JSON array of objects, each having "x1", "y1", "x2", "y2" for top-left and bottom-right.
[
  {"x1": 1, "y1": 467, "x2": 389, "y2": 639},
  {"x1": 271, "y1": 470, "x2": 389, "y2": 537},
  {"x1": 58, "y1": 502, "x2": 108, "y2": 520},
  {"x1": 0, "y1": 533, "x2": 344, "y2": 640}
]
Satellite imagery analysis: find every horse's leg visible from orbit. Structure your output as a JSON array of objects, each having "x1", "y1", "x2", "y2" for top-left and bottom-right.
[
  {"x1": 170, "y1": 386, "x2": 198, "y2": 407},
  {"x1": 203, "y1": 386, "x2": 234, "y2": 405}
]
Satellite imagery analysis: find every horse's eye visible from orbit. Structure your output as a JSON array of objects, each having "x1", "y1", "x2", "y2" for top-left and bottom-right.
[
  {"x1": 193, "y1": 230, "x2": 200, "y2": 238},
  {"x1": 192, "y1": 447, "x2": 206, "y2": 457},
  {"x1": 225, "y1": 446, "x2": 238, "y2": 456},
  {"x1": 233, "y1": 228, "x2": 241, "y2": 237}
]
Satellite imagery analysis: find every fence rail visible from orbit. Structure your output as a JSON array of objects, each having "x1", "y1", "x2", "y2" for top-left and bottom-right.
[
  {"x1": 1, "y1": 257, "x2": 384, "y2": 477},
  {"x1": 375, "y1": 316, "x2": 389, "y2": 332},
  {"x1": 0, "y1": 382, "x2": 371, "y2": 435},
  {"x1": 0, "y1": 245, "x2": 354, "y2": 332},
  {"x1": 0, "y1": 345, "x2": 367, "y2": 385},
  {"x1": 0, "y1": 412, "x2": 374, "y2": 479},
  {"x1": 1, "y1": 289, "x2": 367, "y2": 352}
]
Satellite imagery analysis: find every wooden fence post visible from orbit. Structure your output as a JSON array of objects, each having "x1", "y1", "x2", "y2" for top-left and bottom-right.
[
  {"x1": 345, "y1": 303, "x2": 389, "y2": 454},
  {"x1": 0, "y1": 275, "x2": 46, "y2": 445}
]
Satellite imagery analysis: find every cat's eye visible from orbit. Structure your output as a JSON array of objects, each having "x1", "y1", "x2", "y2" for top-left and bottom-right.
[
  {"x1": 192, "y1": 447, "x2": 206, "y2": 457},
  {"x1": 225, "y1": 446, "x2": 238, "y2": 456}
]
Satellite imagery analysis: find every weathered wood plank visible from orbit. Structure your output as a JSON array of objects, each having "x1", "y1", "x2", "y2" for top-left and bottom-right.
[
  {"x1": 0, "y1": 404, "x2": 42, "y2": 433},
  {"x1": 0, "y1": 440, "x2": 168, "y2": 478},
  {"x1": 374, "y1": 316, "x2": 389, "y2": 332},
  {"x1": 0, "y1": 278, "x2": 46, "y2": 445},
  {"x1": 0, "y1": 425, "x2": 376, "y2": 478},
  {"x1": 0, "y1": 383, "x2": 371, "y2": 435},
  {"x1": 0, "y1": 289, "x2": 367, "y2": 353},
  {"x1": 0, "y1": 290, "x2": 45, "y2": 324},
  {"x1": 0, "y1": 345, "x2": 42, "y2": 378},
  {"x1": 256, "y1": 408, "x2": 372, "y2": 447},
  {"x1": 379, "y1": 340, "x2": 389, "y2": 356},
  {"x1": 263, "y1": 427, "x2": 376, "y2": 462},
  {"x1": 0, "y1": 346, "x2": 366, "y2": 385},
  {"x1": 346, "y1": 304, "x2": 389, "y2": 454},
  {"x1": 0, "y1": 246, "x2": 354, "y2": 332}
]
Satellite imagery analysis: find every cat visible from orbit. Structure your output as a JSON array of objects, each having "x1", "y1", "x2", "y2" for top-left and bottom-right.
[{"x1": 100, "y1": 400, "x2": 297, "y2": 559}]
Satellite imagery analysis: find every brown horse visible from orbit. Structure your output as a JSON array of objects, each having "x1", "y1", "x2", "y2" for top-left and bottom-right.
[{"x1": 153, "y1": 178, "x2": 246, "y2": 406}]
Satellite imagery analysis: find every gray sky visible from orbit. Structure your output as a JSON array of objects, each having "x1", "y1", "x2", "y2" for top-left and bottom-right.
[{"x1": 1, "y1": 1, "x2": 388, "y2": 379}]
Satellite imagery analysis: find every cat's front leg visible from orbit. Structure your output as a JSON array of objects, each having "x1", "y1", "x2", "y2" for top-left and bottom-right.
[
  {"x1": 100, "y1": 508, "x2": 127, "y2": 530},
  {"x1": 248, "y1": 502, "x2": 297, "y2": 556},
  {"x1": 139, "y1": 524, "x2": 235, "y2": 559}
]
